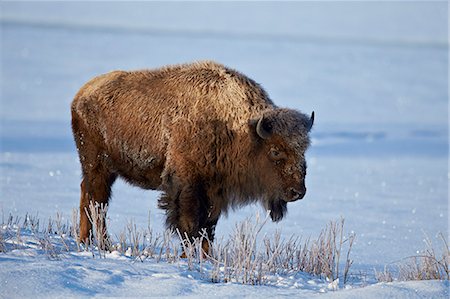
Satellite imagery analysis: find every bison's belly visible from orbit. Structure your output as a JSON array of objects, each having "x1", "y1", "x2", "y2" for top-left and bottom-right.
[
  {"x1": 115, "y1": 159, "x2": 165, "y2": 190},
  {"x1": 106, "y1": 144, "x2": 165, "y2": 190}
]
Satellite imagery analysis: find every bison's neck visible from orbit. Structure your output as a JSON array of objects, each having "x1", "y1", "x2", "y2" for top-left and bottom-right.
[{"x1": 222, "y1": 133, "x2": 265, "y2": 203}]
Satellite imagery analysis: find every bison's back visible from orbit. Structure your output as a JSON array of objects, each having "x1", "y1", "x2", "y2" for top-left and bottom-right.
[
  {"x1": 133, "y1": 61, "x2": 274, "y2": 127},
  {"x1": 71, "y1": 61, "x2": 274, "y2": 188}
]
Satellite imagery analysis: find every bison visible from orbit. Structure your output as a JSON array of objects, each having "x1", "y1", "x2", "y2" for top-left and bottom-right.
[{"x1": 71, "y1": 61, "x2": 314, "y2": 251}]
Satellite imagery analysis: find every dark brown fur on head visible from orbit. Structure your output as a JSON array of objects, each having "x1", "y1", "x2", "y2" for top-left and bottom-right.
[{"x1": 249, "y1": 109, "x2": 313, "y2": 221}]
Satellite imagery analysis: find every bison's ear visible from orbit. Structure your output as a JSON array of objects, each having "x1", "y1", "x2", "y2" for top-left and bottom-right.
[
  {"x1": 307, "y1": 111, "x2": 314, "y2": 132},
  {"x1": 249, "y1": 114, "x2": 273, "y2": 139}
]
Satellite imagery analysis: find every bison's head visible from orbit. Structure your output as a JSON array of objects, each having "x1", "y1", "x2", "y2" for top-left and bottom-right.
[{"x1": 249, "y1": 108, "x2": 314, "y2": 222}]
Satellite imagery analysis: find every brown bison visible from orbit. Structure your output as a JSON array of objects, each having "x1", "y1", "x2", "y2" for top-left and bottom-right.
[{"x1": 71, "y1": 61, "x2": 314, "y2": 251}]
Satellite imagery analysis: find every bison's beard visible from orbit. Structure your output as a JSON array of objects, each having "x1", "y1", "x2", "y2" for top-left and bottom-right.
[{"x1": 266, "y1": 198, "x2": 287, "y2": 222}]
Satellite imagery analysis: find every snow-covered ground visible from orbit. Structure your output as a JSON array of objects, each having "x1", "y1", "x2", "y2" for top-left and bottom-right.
[
  {"x1": 0, "y1": 2, "x2": 448, "y2": 298},
  {"x1": 1, "y1": 230, "x2": 447, "y2": 298}
]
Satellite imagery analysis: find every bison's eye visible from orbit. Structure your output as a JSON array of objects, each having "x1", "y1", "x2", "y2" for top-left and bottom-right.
[{"x1": 269, "y1": 148, "x2": 286, "y2": 161}]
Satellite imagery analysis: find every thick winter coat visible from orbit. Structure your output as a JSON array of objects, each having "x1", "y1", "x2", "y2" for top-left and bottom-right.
[{"x1": 71, "y1": 61, "x2": 314, "y2": 247}]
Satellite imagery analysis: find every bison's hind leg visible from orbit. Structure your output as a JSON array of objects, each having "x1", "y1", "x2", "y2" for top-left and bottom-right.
[
  {"x1": 78, "y1": 172, "x2": 117, "y2": 246},
  {"x1": 72, "y1": 110, "x2": 117, "y2": 246}
]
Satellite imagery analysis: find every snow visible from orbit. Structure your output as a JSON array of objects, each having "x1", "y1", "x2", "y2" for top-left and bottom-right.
[
  {"x1": 1, "y1": 227, "x2": 448, "y2": 298},
  {"x1": 0, "y1": 2, "x2": 448, "y2": 298}
]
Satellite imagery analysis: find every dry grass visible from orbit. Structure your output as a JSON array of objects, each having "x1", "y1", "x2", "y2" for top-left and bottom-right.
[
  {"x1": 84, "y1": 202, "x2": 111, "y2": 257},
  {"x1": 3, "y1": 206, "x2": 448, "y2": 286},
  {"x1": 0, "y1": 205, "x2": 450, "y2": 285},
  {"x1": 9, "y1": 206, "x2": 448, "y2": 286},
  {"x1": 205, "y1": 214, "x2": 356, "y2": 285},
  {"x1": 77, "y1": 203, "x2": 358, "y2": 285},
  {"x1": 0, "y1": 212, "x2": 72, "y2": 259},
  {"x1": 0, "y1": 207, "x2": 357, "y2": 286},
  {"x1": 376, "y1": 233, "x2": 449, "y2": 282},
  {"x1": 0, "y1": 209, "x2": 355, "y2": 284}
]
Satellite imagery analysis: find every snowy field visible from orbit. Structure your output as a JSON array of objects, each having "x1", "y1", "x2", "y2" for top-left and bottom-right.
[{"x1": 0, "y1": 2, "x2": 448, "y2": 298}]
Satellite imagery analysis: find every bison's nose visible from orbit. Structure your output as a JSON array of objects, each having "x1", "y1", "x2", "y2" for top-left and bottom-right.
[{"x1": 288, "y1": 188, "x2": 306, "y2": 202}]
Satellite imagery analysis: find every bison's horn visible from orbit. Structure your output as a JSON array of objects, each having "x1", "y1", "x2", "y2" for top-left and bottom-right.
[
  {"x1": 307, "y1": 111, "x2": 315, "y2": 132},
  {"x1": 256, "y1": 115, "x2": 271, "y2": 139}
]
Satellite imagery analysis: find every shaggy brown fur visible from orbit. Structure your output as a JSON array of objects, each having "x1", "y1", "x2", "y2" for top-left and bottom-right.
[{"x1": 71, "y1": 61, "x2": 314, "y2": 247}]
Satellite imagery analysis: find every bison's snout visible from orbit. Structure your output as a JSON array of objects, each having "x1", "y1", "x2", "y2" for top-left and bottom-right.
[{"x1": 286, "y1": 187, "x2": 306, "y2": 202}]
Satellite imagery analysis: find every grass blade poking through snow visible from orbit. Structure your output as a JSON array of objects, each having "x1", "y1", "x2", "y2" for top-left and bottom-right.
[
  {"x1": 85, "y1": 202, "x2": 111, "y2": 257},
  {"x1": 204, "y1": 214, "x2": 356, "y2": 286},
  {"x1": 1, "y1": 209, "x2": 358, "y2": 287},
  {"x1": 377, "y1": 232, "x2": 449, "y2": 282}
]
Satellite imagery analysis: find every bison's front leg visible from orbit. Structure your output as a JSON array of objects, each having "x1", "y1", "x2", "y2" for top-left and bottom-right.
[
  {"x1": 159, "y1": 179, "x2": 218, "y2": 256},
  {"x1": 201, "y1": 217, "x2": 219, "y2": 254}
]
